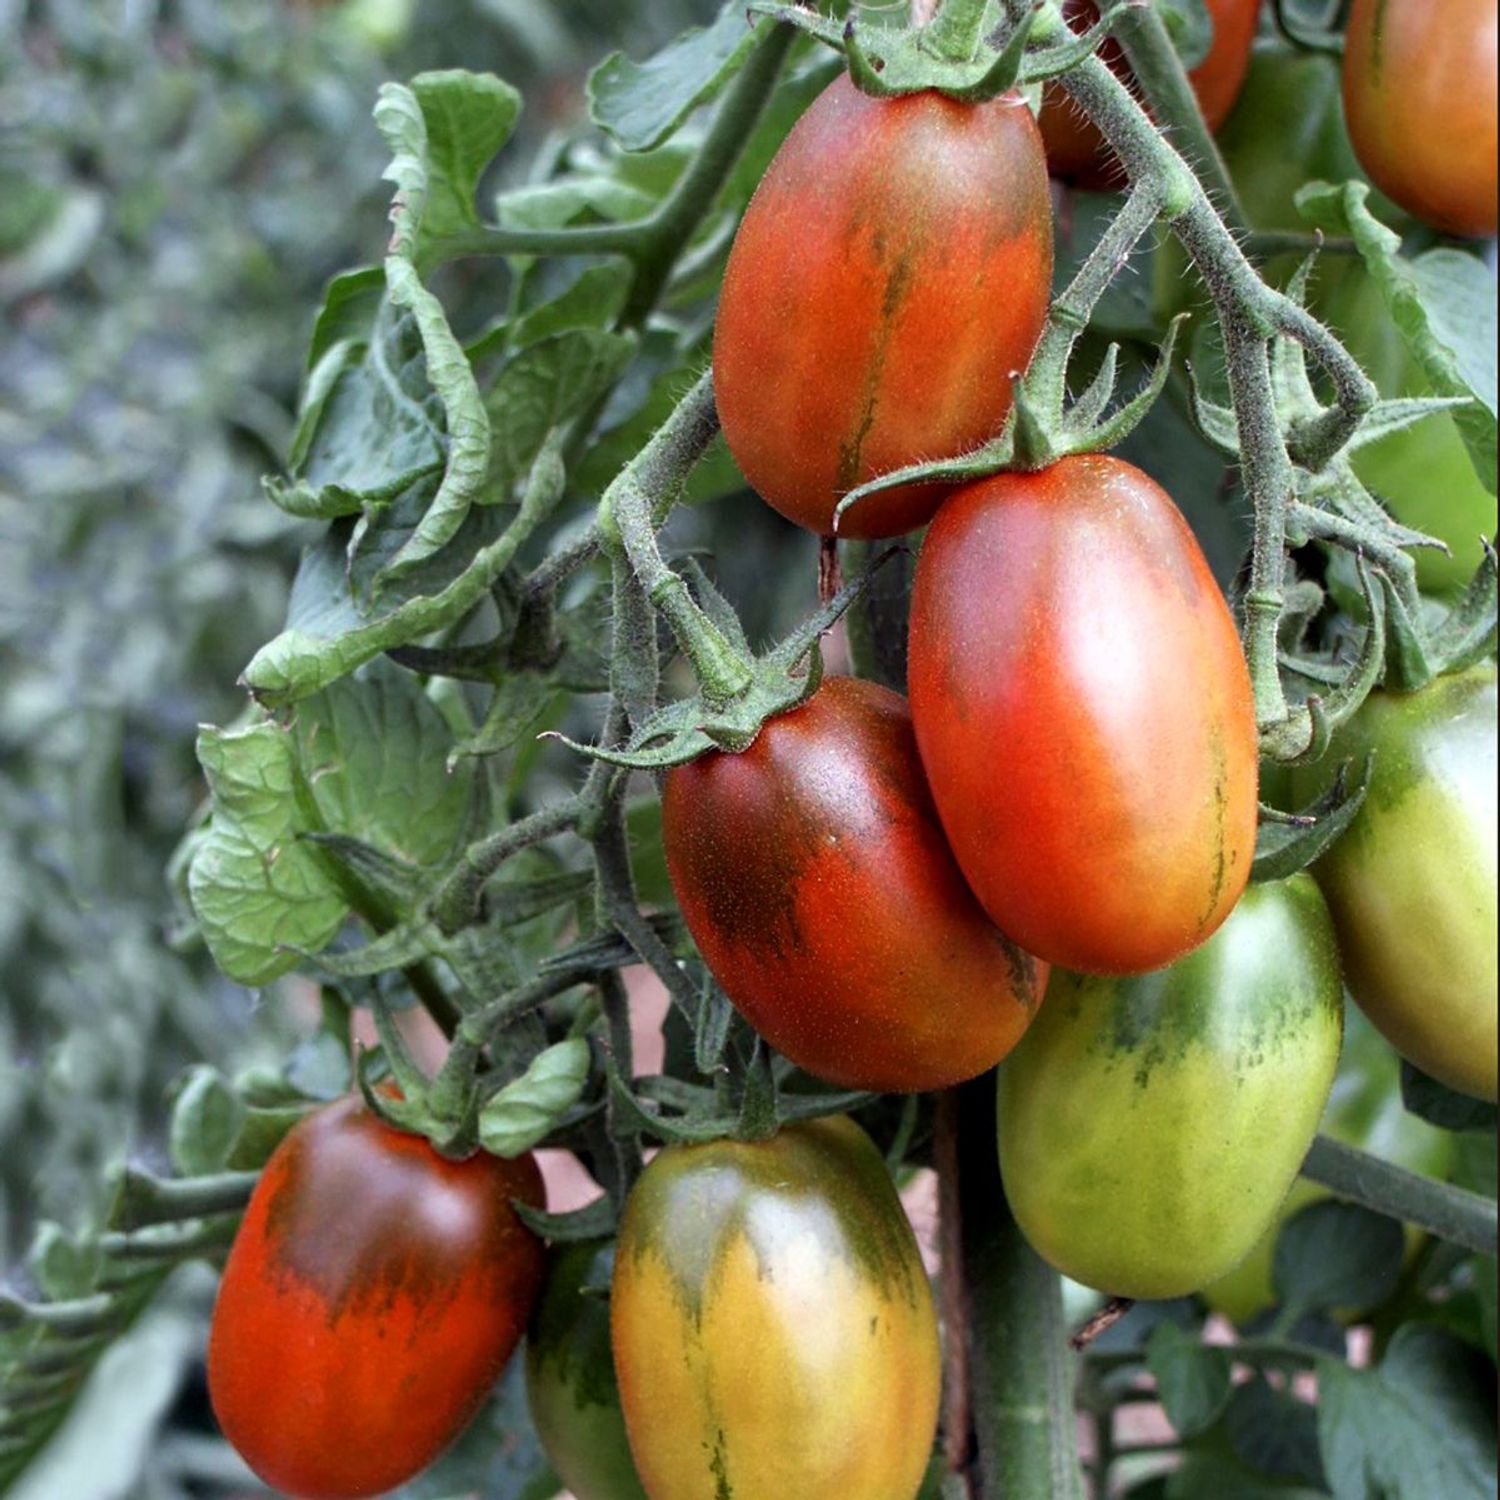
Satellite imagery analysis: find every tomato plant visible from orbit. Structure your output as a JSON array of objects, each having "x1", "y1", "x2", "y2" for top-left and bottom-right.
[
  {"x1": 526, "y1": 1240, "x2": 648, "y2": 1500},
  {"x1": 1342, "y1": 0, "x2": 1499, "y2": 239},
  {"x1": 998, "y1": 875, "x2": 1344, "y2": 1299},
  {"x1": 611, "y1": 1116, "x2": 941, "y2": 1500},
  {"x1": 907, "y1": 454, "x2": 1258, "y2": 976},
  {"x1": 713, "y1": 72, "x2": 1052, "y2": 538},
  {"x1": 1038, "y1": 0, "x2": 1260, "y2": 188},
  {"x1": 1292, "y1": 666, "x2": 1499, "y2": 1104},
  {"x1": 662, "y1": 675, "x2": 1047, "y2": 1092},
  {"x1": 11, "y1": 4, "x2": 1499, "y2": 1499},
  {"x1": 208, "y1": 1096, "x2": 546, "y2": 1500}
]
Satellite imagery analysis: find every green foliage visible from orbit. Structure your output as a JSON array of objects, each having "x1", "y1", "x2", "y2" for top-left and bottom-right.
[
  {"x1": 4, "y1": 0, "x2": 1497, "y2": 1496},
  {"x1": 187, "y1": 664, "x2": 477, "y2": 984},
  {"x1": 1318, "y1": 1326, "x2": 1497, "y2": 1500},
  {"x1": 480, "y1": 1037, "x2": 592, "y2": 1157}
]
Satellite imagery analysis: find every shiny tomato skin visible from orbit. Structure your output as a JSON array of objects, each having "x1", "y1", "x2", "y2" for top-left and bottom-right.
[
  {"x1": 1203, "y1": 1005, "x2": 1455, "y2": 1325},
  {"x1": 1342, "y1": 0, "x2": 1499, "y2": 238},
  {"x1": 525, "y1": 1241, "x2": 648, "y2": 1500},
  {"x1": 208, "y1": 1096, "x2": 546, "y2": 1500},
  {"x1": 907, "y1": 455, "x2": 1258, "y2": 976},
  {"x1": 998, "y1": 876, "x2": 1344, "y2": 1300},
  {"x1": 662, "y1": 676, "x2": 1048, "y2": 1093},
  {"x1": 1039, "y1": 0, "x2": 1262, "y2": 188},
  {"x1": 712, "y1": 74, "x2": 1052, "y2": 539},
  {"x1": 1292, "y1": 666, "x2": 1499, "y2": 1103},
  {"x1": 611, "y1": 1116, "x2": 940, "y2": 1500}
]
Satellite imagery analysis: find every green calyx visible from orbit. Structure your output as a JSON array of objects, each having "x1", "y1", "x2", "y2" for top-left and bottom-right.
[
  {"x1": 549, "y1": 557, "x2": 892, "y2": 772},
  {"x1": 745, "y1": 0, "x2": 1136, "y2": 104}
]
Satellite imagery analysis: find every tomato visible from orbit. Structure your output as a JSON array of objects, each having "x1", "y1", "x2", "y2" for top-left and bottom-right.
[
  {"x1": 662, "y1": 675, "x2": 1047, "y2": 1092},
  {"x1": 1293, "y1": 666, "x2": 1498, "y2": 1103},
  {"x1": 712, "y1": 73, "x2": 1052, "y2": 539},
  {"x1": 1203, "y1": 1005, "x2": 1456, "y2": 1324},
  {"x1": 998, "y1": 876, "x2": 1344, "y2": 1300},
  {"x1": 525, "y1": 1241, "x2": 647, "y2": 1500},
  {"x1": 1038, "y1": 0, "x2": 1262, "y2": 189},
  {"x1": 1342, "y1": 0, "x2": 1499, "y2": 239},
  {"x1": 611, "y1": 1116, "x2": 940, "y2": 1500},
  {"x1": 907, "y1": 454, "x2": 1258, "y2": 976},
  {"x1": 208, "y1": 1096, "x2": 545, "y2": 1500}
]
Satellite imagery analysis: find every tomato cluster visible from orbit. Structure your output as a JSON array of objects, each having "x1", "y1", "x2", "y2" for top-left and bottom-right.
[{"x1": 205, "y1": 25, "x2": 1498, "y2": 1500}]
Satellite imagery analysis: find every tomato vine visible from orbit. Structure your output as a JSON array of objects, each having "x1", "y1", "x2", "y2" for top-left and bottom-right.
[{"x1": 4, "y1": 1, "x2": 1495, "y2": 1496}]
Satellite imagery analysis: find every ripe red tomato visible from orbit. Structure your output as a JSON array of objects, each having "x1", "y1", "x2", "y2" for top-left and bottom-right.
[
  {"x1": 662, "y1": 676, "x2": 1047, "y2": 1092},
  {"x1": 1342, "y1": 0, "x2": 1499, "y2": 238},
  {"x1": 1039, "y1": 0, "x2": 1262, "y2": 188},
  {"x1": 907, "y1": 455, "x2": 1258, "y2": 976},
  {"x1": 713, "y1": 74, "x2": 1052, "y2": 539},
  {"x1": 208, "y1": 1096, "x2": 546, "y2": 1500}
]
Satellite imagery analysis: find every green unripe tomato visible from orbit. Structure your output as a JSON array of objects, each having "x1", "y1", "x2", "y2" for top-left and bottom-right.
[
  {"x1": 1293, "y1": 666, "x2": 1498, "y2": 1103},
  {"x1": 525, "y1": 1240, "x2": 648, "y2": 1500},
  {"x1": 998, "y1": 877, "x2": 1343, "y2": 1300},
  {"x1": 1203, "y1": 1006, "x2": 1456, "y2": 1324}
]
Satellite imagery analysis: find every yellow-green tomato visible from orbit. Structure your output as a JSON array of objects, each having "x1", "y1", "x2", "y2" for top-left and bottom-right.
[
  {"x1": 1203, "y1": 1006, "x2": 1456, "y2": 1324},
  {"x1": 611, "y1": 1117, "x2": 940, "y2": 1500},
  {"x1": 525, "y1": 1240, "x2": 648, "y2": 1500},
  {"x1": 998, "y1": 876, "x2": 1344, "y2": 1300},
  {"x1": 1294, "y1": 665, "x2": 1498, "y2": 1103}
]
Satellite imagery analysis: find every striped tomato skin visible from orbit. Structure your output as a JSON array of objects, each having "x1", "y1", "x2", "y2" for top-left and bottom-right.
[{"x1": 611, "y1": 1117, "x2": 940, "y2": 1500}]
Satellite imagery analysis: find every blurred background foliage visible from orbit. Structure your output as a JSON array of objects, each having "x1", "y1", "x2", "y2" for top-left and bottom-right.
[
  {"x1": 1, "y1": 1, "x2": 1492, "y2": 1496},
  {"x1": 0, "y1": 2, "x2": 732, "y2": 1493}
]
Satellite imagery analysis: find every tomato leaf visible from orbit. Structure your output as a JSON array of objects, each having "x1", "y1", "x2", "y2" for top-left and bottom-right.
[
  {"x1": 1145, "y1": 1322, "x2": 1232, "y2": 1437},
  {"x1": 378, "y1": 71, "x2": 522, "y2": 257},
  {"x1": 167, "y1": 1066, "x2": 244, "y2": 1178},
  {"x1": 1272, "y1": 1200, "x2": 1405, "y2": 1319},
  {"x1": 588, "y1": 5, "x2": 765, "y2": 153},
  {"x1": 1167, "y1": 1454, "x2": 1327, "y2": 1499},
  {"x1": 480, "y1": 1038, "x2": 592, "y2": 1158},
  {"x1": 274, "y1": 294, "x2": 445, "y2": 522},
  {"x1": 482, "y1": 328, "x2": 636, "y2": 501},
  {"x1": 1225, "y1": 1375, "x2": 1328, "y2": 1489},
  {"x1": 1401, "y1": 1063, "x2": 1499, "y2": 1135},
  {"x1": 514, "y1": 1195, "x2": 619, "y2": 1244},
  {"x1": 1297, "y1": 182, "x2": 1497, "y2": 495},
  {"x1": 187, "y1": 665, "x2": 473, "y2": 984},
  {"x1": 1316, "y1": 1325, "x2": 1498, "y2": 1500}
]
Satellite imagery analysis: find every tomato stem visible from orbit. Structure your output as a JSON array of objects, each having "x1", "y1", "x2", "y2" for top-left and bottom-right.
[
  {"x1": 952, "y1": 1079, "x2": 1086, "y2": 1498},
  {"x1": 1300, "y1": 1134, "x2": 1500, "y2": 1258}
]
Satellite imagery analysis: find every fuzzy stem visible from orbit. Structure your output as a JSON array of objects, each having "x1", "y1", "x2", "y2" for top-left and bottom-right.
[
  {"x1": 603, "y1": 371, "x2": 755, "y2": 705},
  {"x1": 956, "y1": 1080, "x2": 1085, "y2": 1499},
  {"x1": 1302, "y1": 1134, "x2": 1499, "y2": 1258},
  {"x1": 430, "y1": 797, "x2": 585, "y2": 936},
  {"x1": 1110, "y1": 4, "x2": 1246, "y2": 231},
  {"x1": 620, "y1": 22, "x2": 798, "y2": 325}
]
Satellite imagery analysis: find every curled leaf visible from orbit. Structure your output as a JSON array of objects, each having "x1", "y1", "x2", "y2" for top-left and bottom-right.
[{"x1": 480, "y1": 1039, "x2": 591, "y2": 1158}]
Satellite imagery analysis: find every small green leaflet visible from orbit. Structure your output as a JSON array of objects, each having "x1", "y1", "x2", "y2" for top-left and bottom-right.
[
  {"x1": 187, "y1": 665, "x2": 473, "y2": 985},
  {"x1": 480, "y1": 1039, "x2": 592, "y2": 1157},
  {"x1": 588, "y1": 4, "x2": 765, "y2": 153}
]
